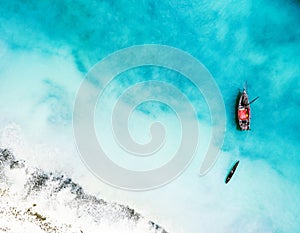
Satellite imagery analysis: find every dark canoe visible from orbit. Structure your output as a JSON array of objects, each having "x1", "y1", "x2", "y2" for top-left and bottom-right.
[{"x1": 225, "y1": 160, "x2": 240, "y2": 184}]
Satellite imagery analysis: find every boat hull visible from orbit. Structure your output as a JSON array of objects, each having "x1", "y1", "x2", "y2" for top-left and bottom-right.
[
  {"x1": 236, "y1": 90, "x2": 250, "y2": 130},
  {"x1": 225, "y1": 160, "x2": 240, "y2": 184}
]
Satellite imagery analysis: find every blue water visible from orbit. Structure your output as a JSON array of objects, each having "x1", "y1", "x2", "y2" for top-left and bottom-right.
[{"x1": 0, "y1": 0, "x2": 299, "y2": 232}]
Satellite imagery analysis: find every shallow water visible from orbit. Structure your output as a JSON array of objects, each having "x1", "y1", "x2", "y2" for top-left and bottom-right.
[{"x1": 0, "y1": 0, "x2": 299, "y2": 232}]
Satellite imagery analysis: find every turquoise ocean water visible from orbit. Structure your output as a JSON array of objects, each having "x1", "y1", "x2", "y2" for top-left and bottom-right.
[{"x1": 0, "y1": 0, "x2": 299, "y2": 232}]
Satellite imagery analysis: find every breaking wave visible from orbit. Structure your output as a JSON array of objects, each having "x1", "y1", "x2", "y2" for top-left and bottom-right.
[{"x1": 0, "y1": 148, "x2": 167, "y2": 233}]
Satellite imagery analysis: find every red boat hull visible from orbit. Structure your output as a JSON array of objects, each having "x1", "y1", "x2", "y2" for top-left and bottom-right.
[{"x1": 237, "y1": 90, "x2": 250, "y2": 130}]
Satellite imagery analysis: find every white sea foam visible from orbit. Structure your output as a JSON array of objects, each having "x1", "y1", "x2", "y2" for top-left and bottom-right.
[{"x1": 0, "y1": 149, "x2": 167, "y2": 233}]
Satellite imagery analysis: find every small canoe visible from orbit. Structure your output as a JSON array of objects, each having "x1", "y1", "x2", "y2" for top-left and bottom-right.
[
  {"x1": 237, "y1": 90, "x2": 250, "y2": 130},
  {"x1": 225, "y1": 161, "x2": 240, "y2": 184}
]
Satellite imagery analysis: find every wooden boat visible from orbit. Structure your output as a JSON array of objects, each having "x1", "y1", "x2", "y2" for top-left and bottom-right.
[
  {"x1": 225, "y1": 160, "x2": 239, "y2": 184},
  {"x1": 237, "y1": 89, "x2": 250, "y2": 130}
]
